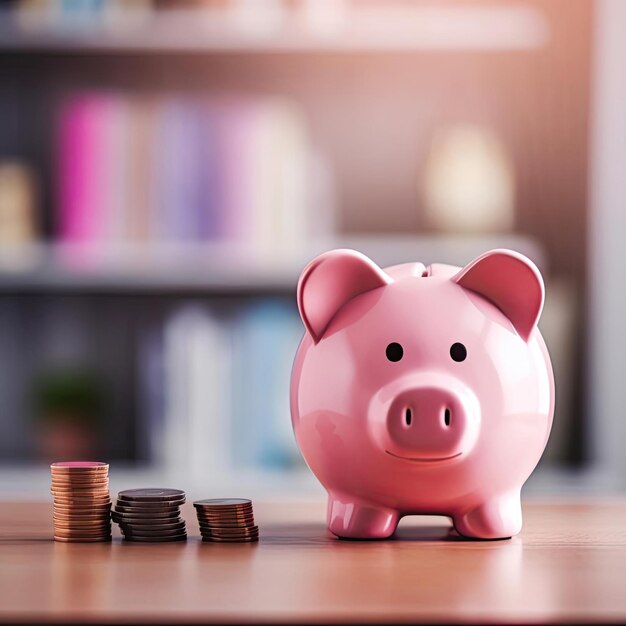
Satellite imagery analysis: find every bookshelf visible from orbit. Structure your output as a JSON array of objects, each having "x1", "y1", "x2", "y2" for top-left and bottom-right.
[
  {"x1": 0, "y1": 5, "x2": 548, "y2": 54},
  {"x1": 0, "y1": 0, "x2": 594, "y2": 492}
]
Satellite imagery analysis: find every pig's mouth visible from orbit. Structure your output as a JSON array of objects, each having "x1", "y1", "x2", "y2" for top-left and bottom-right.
[{"x1": 385, "y1": 450, "x2": 462, "y2": 463}]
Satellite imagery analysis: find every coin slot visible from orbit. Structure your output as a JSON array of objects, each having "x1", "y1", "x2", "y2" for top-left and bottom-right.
[
  {"x1": 444, "y1": 408, "x2": 451, "y2": 427},
  {"x1": 405, "y1": 407, "x2": 412, "y2": 427}
]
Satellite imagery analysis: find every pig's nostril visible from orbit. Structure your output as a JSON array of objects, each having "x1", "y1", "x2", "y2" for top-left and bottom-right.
[
  {"x1": 405, "y1": 408, "x2": 412, "y2": 427},
  {"x1": 444, "y1": 408, "x2": 451, "y2": 427}
]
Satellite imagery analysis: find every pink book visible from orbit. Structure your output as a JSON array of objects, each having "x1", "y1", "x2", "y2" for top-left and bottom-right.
[{"x1": 57, "y1": 94, "x2": 108, "y2": 245}]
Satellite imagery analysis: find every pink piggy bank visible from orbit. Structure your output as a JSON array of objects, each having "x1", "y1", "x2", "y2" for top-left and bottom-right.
[{"x1": 290, "y1": 248, "x2": 554, "y2": 539}]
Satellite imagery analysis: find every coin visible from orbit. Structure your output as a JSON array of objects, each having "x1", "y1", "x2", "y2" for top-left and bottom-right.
[
  {"x1": 201, "y1": 532, "x2": 259, "y2": 541},
  {"x1": 52, "y1": 512, "x2": 111, "y2": 524},
  {"x1": 195, "y1": 507, "x2": 254, "y2": 516},
  {"x1": 198, "y1": 521, "x2": 255, "y2": 529},
  {"x1": 196, "y1": 512, "x2": 254, "y2": 520},
  {"x1": 114, "y1": 502, "x2": 182, "y2": 513},
  {"x1": 197, "y1": 518, "x2": 255, "y2": 527},
  {"x1": 52, "y1": 511, "x2": 111, "y2": 523},
  {"x1": 197, "y1": 507, "x2": 254, "y2": 515},
  {"x1": 54, "y1": 534, "x2": 111, "y2": 543},
  {"x1": 119, "y1": 520, "x2": 185, "y2": 533},
  {"x1": 194, "y1": 498, "x2": 251, "y2": 507},
  {"x1": 116, "y1": 500, "x2": 185, "y2": 509},
  {"x1": 200, "y1": 524, "x2": 258, "y2": 533},
  {"x1": 112, "y1": 512, "x2": 180, "y2": 523},
  {"x1": 53, "y1": 500, "x2": 112, "y2": 508},
  {"x1": 195, "y1": 506, "x2": 253, "y2": 513},
  {"x1": 51, "y1": 461, "x2": 109, "y2": 471},
  {"x1": 118, "y1": 488, "x2": 185, "y2": 503},
  {"x1": 51, "y1": 480, "x2": 109, "y2": 488},
  {"x1": 54, "y1": 529, "x2": 111, "y2": 539},
  {"x1": 200, "y1": 526, "x2": 259, "y2": 537},
  {"x1": 111, "y1": 509, "x2": 180, "y2": 523},
  {"x1": 122, "y1": 534, "x2": 187, "y2": 542},
  {"x1": 54, "y1": 521, "x2": 111, "y2": 534},
  {"x1": 202, "y1": 536, "x2": 259, "y2": 543},
  {"x1": 121, "y1": 528, "x2": 186, "y2": 539},
  {"x1": 54, "y1": 524, "x2": 111, "y2": 533},
  {"x1": 52, "y1": 484, "x2": 109, "y2": 492},
  {"x1": 51, "y1": 477, "x2": 108, "y2": 483},
  {"x1": 114, "y1": 519, "x2": 182, "y2": 528},
  {"x1": 54, "y1": 503, "x2": 111, "y2": 512}
]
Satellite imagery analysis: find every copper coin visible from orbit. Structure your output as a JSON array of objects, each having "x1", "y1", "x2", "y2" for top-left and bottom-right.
[
  {"x1": 194, "y1": 498, "x2": 251, "y2": 507},
  {"x1": 53, "y1": 517, "x2": 110, "y2": 525},
  {"x1": 202, "y1": 537, "x2": 259, "y2": 543},
  {"x1": 54, "y1": 535, "x2": 111, "y2": 543},
  {"x1": 54, "y1": 521, "x2": 110, "y2": 528},
  {"x1": 54, "y1": 500, "x2": 111, "y2": 509},
  {"x1": 53, "y1": 501, "x2": 111, "y2": 509},
  {"x1": 51, "y1": 476, "x2": 109, "y2": 483},
  {"x1": 51, "y1": 473, "x2": 109, "y2": 481},
  {"x1": 200, "y1": 529, "x2": 259, "y2": 539},
  {"x1": 196, "y1": 510, "x2": 254, "y2": 518},
  {"x1": 54, "y1": 511, "x2": 110, "y2": 519},
  {"x1": 54, "y1": 516, "x2": 111, "y2": 523},
  {"x1": 196, "y1": 511, "x2": 254, "y2": 520},
  {"x1": 118, "y1": 489, "x2": 185, "y2": 503},
  {"x1": 53, "y1": 509, "x2": 111, "y2": 517},
  {"x1": 51, "y1": 484, "x2": 109, "y2": 492},
  {"x1": 51, "y1": 491, "x2": 110, "y2": 499},
  {"x1": 123, "y1": 534, "x2": 186, "y2": 542},
  {"x1": 54, "y1": 529, "x2": 112, "y2": 539},
  {"x1": 51, "y1": 461, "x2": 108, "y2": 468},
  {"x1": 195, "y1": 508, "x2": 253, "y2": 516},
  {"x1": 54, "y1": 508, "x2": 111, "y2": 517},
  {"x1": 51, "y1": 480, "x2": 109, "y2": 488},
  {"x1": 54, "y1": 524, "x2": 111, "y2": 533},
  {"x1": 200, "y1": 524, "x2": 258, "y2": 534},
  {"x1": 197, "y1": 519, "x2": 254, "y2": 528},
  {"x1": 195, "y1": 507, "x2": 253, "y2": 515},
  {"x1": 54, "y1": 505, "x2": 111, "y2": 513},
  {"x1": 195, "y1": 505, "x2": 253, "y2": 513},
  {"x1": 196, "y1": 510, "x2": 253, "y2": 518},
  {"x1": 197, "y1": 516, "x2": 255, "y2": 525},
  {"x1": 201, "y1": 533, "x2": 259, "y2": 542},
  {"x1": 51, "y1": 492, "x2": 110, "y2": 499},
  {"x1": 54, "y1": 493, "x2": 111, "y2": 501}
]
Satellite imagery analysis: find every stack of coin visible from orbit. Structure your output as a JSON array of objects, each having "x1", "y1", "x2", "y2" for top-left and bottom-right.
[
  {"x1": 50, "y1": 461, "x2": 112, "y2": 543},
  {"x1": 111, "y1": 488, "x2": 187, "y2": 542},
  {"x1": 194, "y1": 498, "x2": 259, "y2": 543}
]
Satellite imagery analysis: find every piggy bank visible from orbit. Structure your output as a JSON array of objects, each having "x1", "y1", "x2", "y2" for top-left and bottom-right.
[{"x1": 290, "y1": 248, "x2": 554, "y2": 539}]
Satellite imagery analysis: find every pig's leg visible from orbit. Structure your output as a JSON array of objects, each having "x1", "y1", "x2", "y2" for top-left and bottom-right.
[
  {"x1": 453, "y1": 491, "x2": 522, "y2": 540},
  {"x1": 327, "y1": 494, "x2": 399, "y2": 539}
]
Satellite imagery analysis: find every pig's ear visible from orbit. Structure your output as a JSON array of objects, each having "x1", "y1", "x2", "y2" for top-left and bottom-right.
[
  {"x1": 453, "y1": 249, "x2": 544, "y2": 342},
  {"x1": 298, "y1": 249, "x2": 391, "y2": 343}
]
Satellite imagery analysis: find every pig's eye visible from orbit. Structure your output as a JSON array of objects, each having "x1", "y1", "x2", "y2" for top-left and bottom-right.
[
  {"x1": 450, "y1": 342, "x2": 467, "y2": 362},
  {"x1": 386, "y1": 342, "x2": 404, "y2": 362}
]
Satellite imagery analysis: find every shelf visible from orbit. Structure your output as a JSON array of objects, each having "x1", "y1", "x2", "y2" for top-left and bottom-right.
[
  {"x1": 0, "y1": 5, "x2": 548, "y2": 54},
  {"x1": 0, "y1": 235, "x2": 544, "y2": 295}
]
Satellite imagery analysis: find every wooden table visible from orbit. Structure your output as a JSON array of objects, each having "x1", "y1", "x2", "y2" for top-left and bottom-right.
[{"x1": 1, "y1": 500, "x2": 625, "y2": 624}]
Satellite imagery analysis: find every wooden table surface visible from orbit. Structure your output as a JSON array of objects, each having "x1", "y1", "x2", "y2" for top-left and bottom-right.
[{"x1": 1, "y1": 500, "x2": 626, "y2": 624}]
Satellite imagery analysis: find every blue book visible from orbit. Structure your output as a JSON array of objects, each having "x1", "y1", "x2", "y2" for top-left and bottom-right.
[{"x1": 231, "y1": 300, "x2": 305, "y2": 470}]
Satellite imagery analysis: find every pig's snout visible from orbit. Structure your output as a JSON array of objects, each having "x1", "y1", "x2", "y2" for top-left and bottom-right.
[{"x1": 382, "y1": 379, "x2": 480, "y2": 461}]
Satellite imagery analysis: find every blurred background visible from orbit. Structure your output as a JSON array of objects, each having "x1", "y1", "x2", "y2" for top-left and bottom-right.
[{"x1": 0, "y1": 0, "x2": 623, "y2": 499}]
